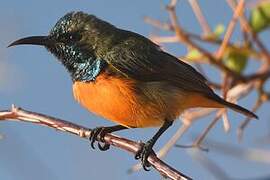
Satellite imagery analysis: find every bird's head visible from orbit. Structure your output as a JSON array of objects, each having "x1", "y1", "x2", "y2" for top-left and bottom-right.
[{"x1": 8, "y1": 11, "x2": 113, "y2": 81}]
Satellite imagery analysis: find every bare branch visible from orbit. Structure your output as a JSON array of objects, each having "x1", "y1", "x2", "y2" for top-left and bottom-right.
[
  {"x1": 237, "y1": 94, "x2": 265, "y2": 141},
  {"x1": 166, "y1": 2, "x2": 243, "y2": 79},
  {"x1": 0, "y1": 105, "x2": 192, "y2": 180},
  {"x1": 227, "y1": 0, "x2": 270, "y2": 62},
  {"x1": 193, "y1": 110, "x2": 225, "y2": 148},
  {"x1": 187, "y1": 149, "x2": 231, "y2": 180},
  {"x1": 216, "y1": 0, "x2": 245, "y2": 59},
  {"x1": 204, "y1": 139, "x2": 270, "y2": 164},
  {"x1": 188, "y1": 0, "x2": 212, "y2": 35}
]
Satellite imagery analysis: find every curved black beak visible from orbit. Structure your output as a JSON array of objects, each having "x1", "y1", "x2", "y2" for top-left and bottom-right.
[{"x1": 8, "y1": 36, "x2": 53, "y2": 48}]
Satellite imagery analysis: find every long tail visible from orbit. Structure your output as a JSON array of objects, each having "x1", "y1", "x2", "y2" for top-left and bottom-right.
[{"x1": 208, "y1": 94, "x2": 258, "y2": 119}]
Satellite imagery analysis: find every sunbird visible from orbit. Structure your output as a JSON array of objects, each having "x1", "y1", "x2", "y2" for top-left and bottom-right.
[{"x1": 8, "y1": 11, "x2": 257, "y2": 170}]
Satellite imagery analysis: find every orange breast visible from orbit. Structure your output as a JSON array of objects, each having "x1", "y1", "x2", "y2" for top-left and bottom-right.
[
  {"x1": 73, "y1": 73, "x2": 224, "y2": 128},
  {"x1": 73, "y1": 73, "x2": 166, "y2": 128}
]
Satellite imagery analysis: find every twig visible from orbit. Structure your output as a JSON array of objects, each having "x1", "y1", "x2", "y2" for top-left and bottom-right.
[
  {"x1": 187, "y1": 149, "x2": 231, "y2": 180},
  {"x1": 192, "y1": 110, "x2": 225, "y2": 150},
  {"x1": 194, "y1": 82, "x2": 255, "y2": 146},
  {"x1": 166, "y1": 2, "x2": 243, "y2": 80},
  {"x1": 150, "y1": 35, "x2": 179, "y2": 44},
  {"x1": 188, "y1": 0, "x2": 212, "y2": 35},
  {"x1": 237, "y1": 94, "x2": 265, "y2": 141},
  {"x1": 0, "y1": 105, "x2": 192, "y2": 180},
  {"x1": 243, "y1": 70, "x2": 270, "y2": 82},
  {"x1": 227, "y1": 0, "x2": 270, "y2": 62},
  {"x1": 144, "y1": 17, "x2": 262, "y2": 60},
  {"x1": 144, "y1": 16, "x2": 173, "y2": 31},
  {"x1": 216, "y1": 0, "x2": 245, "y2": 59},
  {"x1": 204, "y1": 139, "x2": 270, "y2": 164},
  {"x1": 176, "y1": 82, "x2": 255, "y2": 150},
  {"x1": 222, "y1": 111, "x2": 231, "y2": 133},
  {"x1": 169, "y1": 0, "x2": 178, "y2": 7}
]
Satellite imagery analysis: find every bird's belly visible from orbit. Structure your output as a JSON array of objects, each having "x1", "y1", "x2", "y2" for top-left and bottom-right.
[
  {"x1": 73, "y1": 74, "x2": 170, "y2": 128},
  {"x1": 72, "y1": 74, "x2": 219, "y2": 128}
]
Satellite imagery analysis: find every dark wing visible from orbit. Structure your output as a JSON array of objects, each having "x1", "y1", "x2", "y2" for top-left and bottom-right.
[{"x1": 105, "y1": 31, "x2": 213, "y2": 95}]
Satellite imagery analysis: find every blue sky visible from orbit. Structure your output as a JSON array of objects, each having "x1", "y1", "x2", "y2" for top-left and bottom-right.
[{"x1": 0, "y1": 0, "x2": 269, "y2": 179}]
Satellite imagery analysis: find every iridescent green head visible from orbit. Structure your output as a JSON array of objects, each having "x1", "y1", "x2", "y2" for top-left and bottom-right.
[{"x1": 8, "y1": 11, "x2": 114, "y2": 82}]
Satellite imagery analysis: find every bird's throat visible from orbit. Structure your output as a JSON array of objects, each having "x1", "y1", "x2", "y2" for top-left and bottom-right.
[
  {"x1": 47, "y1": 44, "x2": 106, "y2": 82},
  {"x1": 70, "y1": 58, "x2": 107, "y2": 82}
]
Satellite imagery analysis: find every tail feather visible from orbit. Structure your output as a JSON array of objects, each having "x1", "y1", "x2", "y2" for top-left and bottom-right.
[
  {"x1": 208, "y1": 94, "x2": 258, "y2": 119},
  {"x1": 221, "y1": 100, "x2": 258, "y2": 119}
]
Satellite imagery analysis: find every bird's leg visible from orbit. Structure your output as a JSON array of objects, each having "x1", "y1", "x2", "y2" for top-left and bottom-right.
[
  {"x1": 135, "y1": 120, "x2": 173, "y2": 171},
  {"x1": 89, "y1": 125, "x2": 127, "y2": 151}
]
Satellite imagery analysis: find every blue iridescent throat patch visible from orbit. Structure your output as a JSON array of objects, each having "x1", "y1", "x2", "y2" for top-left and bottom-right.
[
  {"x1": 48, "y1": 12, "x2": 106, "y2": 82},
  {"x1": 52, "y1": 43, "x2": 106, "y2": 82},
  {"x1": 72, "y1": 58, "x2": 106, "y2": 82}
]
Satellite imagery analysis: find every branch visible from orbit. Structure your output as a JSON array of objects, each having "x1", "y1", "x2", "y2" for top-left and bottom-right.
[
  {"x1": 204, "y1": 139, "x2": 270, "y2": 164},
  {"x1": 0, "y1": 105, "x2": 192, "y2": 180},
  {"x1": 187, "y1": 149, "x2": 231, "y2": 180},
  {"x1": 227, "y1": 0, "x2": 270, "y2": 62},
  {"x1": 188, "y1": 0, "x2": 212, "y2": 35},
  {"x1": 129, "y1": 123, "x2": 190, "y2": 173},
  {"x1": 166, "y1": 2, "x2": 243, "y2": 80},
  {"x1": 216, "y1": 0, "x2": 245, "y2": 59}
]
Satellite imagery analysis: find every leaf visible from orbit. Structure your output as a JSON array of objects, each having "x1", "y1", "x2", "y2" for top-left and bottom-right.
[
  {"x1": 224, "y1": 49, "x2": 248, "y2": 74},
  {"x1": 249, "y1": 2, "x2": 270, "y2": 33},
  {"x1": 185, "y1": 49, "x2": 202, "y2": 61},
  {"x1": 214, "y1": 24, "x2": 225, "y2": 37}
]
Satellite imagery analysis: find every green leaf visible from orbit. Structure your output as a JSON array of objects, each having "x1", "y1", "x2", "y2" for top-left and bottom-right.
[
  {"x1": 249, "y1": 2, "x2": 270, "y2": 33},
  {"x1": 214, "y1": 24, "x2": 225, "y2": 37},
  {"x1": 224, "y1": 49, "x2": 248, "y2": 73},
  {"x1": 186, "y1": 49, "x2": 202, "y2": 61}
]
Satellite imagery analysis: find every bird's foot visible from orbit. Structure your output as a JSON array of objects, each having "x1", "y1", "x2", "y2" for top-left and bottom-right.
[
  {"x1": 134, "y1": 140, "x2": 156, "y2": 171},
  {"x1": 89, "y1": 127, "x2": 110, "y2": 151}
]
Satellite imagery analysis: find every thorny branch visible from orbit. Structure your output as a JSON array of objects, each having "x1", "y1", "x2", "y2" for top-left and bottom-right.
[{"x1": 0, "y1": 105, "x2": 191, "y2": 180}]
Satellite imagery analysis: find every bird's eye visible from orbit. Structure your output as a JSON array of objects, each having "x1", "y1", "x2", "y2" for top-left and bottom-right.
[
  {"x1": 69, "y1": 34, "x2": 74, "y2": 40},
  {"x1": 67, "y1": 32, "x2": 81, "y2": 41},
  {"x1": 56, "y1": 32, "x2": 81, "y2": 43}
]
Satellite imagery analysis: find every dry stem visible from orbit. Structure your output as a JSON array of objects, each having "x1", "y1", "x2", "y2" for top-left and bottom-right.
[{"x1": 0, "y1": 105, "x2": 192, "y2": 180}]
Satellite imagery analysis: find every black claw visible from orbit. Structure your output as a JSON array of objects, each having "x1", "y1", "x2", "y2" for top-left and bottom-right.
[
  {"x1": 98, "y1": 142, "x2": 110, "y2": 151},
  {"x1": 134, "y1": 141, "x2": 155, "y2": 171},
  {"x1": 89, "y1": 127, "x2": 111, "y2": 151},
  {"x1": 135, "y1": 121, "x2": 172, "y2": 171},
  {"x1": 143, "y1": 164, "x2": 151, "y2": 171},
  {"x1": 88, "y1": 125, "x2": 127, "y2": 152},
  {"x1": 97, "y1": 127, "x2": 111, "y2": 151},
  {"x1": 134, "y1": 153, "x2": 141, "y2": 160},
  {"x1": 134, "y1": 147, "x2": 143, "y2": 160},
  {"x1": 89, "y1": 127, "x2": 103, "y2": 149}
]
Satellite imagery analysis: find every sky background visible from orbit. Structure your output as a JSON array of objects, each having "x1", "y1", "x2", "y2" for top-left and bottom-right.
[{"x1": 0, "y1": 0, "x2": 269, "y2": 180}]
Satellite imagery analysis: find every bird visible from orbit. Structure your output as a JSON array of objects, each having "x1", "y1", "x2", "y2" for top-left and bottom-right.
[{"x1": 8, "y1": 11, "x2": 257, "y2": 170}]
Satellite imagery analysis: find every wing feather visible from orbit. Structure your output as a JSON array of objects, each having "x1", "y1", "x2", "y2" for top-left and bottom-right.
[{"x1": 105, "y1": 30, "x2": 214, "y2": 96}]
